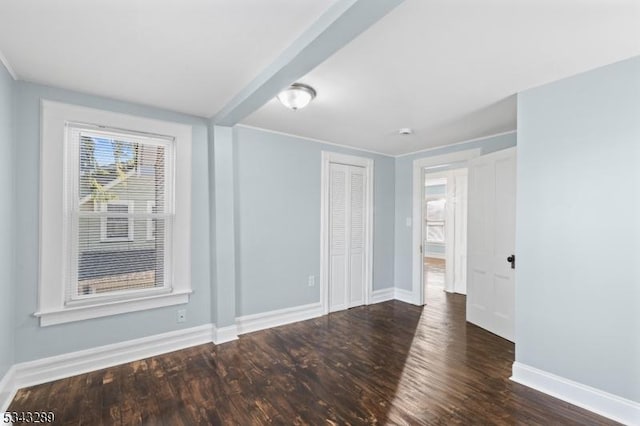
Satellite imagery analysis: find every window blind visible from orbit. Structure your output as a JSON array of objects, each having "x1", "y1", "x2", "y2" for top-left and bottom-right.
[{"x1": 67, "y1": 126, "x2": 174, "y2": 302}]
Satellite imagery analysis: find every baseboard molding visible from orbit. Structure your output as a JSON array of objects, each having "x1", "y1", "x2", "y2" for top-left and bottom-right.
[
  {"x1": 394, "y1": 288, "x2": 420, "y2": 305},
  {"x1": 236, "y1": 302, "x2": 323, "y2": 335},
  {"x1": 0, "y1": 365, "x2": 17, "y2": 413},
  {"x1": 511, "y1": 362, "x2": 640, "y2": 425},
  {"x1": 0, "y1": 292, "x2": 439, "y2": 412},
  {"x1": 0, "y1": 323, "x2": 214, "y2": 411},
  {"x1": 370, "y1": 288, "x2": 394, "y2": 304},
  {"x1": 213, "y1": 324, "x2": 239, "y2": 344}
]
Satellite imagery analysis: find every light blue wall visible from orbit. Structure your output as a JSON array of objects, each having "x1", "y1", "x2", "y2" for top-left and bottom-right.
[
  {"x1": 394, "y1": 133, "x2": 517, "y2": 289},
  {"x1": 12, "y1": 82, "x2": 212, "y2": 362},
  {"x1": 0, "y1": 63, "x2": 15, "y2": 378},
  {"x1": 516, "y1": 56, "x2": 640, "y2": 402},
  {"x1": 234, "y1": 126, "x2": 395, "y2": 316},
  {"x1": 210, "y1": 125, "x2": 237, "y2": 327}
]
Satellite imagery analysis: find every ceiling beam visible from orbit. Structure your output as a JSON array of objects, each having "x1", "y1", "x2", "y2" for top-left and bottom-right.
[{"x1": 212, "y1": 0, "x2": 405, "y2": 126}]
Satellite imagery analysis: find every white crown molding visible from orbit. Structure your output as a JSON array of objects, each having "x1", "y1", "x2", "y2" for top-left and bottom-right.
[
  {"x1": 236, "y1": 125, "x2": 517, "y2": 159},
  {"x1": 0, "y1": 49, "x2": 17, "y2": 80},
  {"x1": 511, "y1": 362, "x2": 640, "y2": 425},
  {"x1": 370, "y1": 288, "x2": 394, "y2": 304},
  {"x1": 395, "y1": 130, "x2": 517, "y2": 158},
  {"x1": 235, "y1": 124, "x2": 394, "y2": 158},
  {"x1": 236, "y1": 302, "x2": 323, "y2": 335}
]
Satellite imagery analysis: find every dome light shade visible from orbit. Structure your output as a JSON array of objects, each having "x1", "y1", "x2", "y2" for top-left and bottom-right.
[{"x1": 277, "y1": 83, "x2": 316, "y2": 110}]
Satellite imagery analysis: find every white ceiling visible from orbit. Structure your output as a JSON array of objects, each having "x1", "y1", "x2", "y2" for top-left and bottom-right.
[
  {"x1": 0, "y1": 0, "x2": 335, "y2": 117},
  {"x1": 243, "y1": 0, "x2": 640, "y2": 155},
  {"x1": 1, "y1": 0, "x2": 638, "y2": 155}
]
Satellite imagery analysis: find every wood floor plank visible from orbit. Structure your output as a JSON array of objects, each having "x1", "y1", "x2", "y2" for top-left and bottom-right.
[{"x1": 8, "y1": 292, "x2": 619, "y2": 425}]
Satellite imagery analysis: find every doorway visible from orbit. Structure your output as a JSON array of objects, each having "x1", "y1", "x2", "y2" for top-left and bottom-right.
[{"x1": 423, "y1": 169, "x2": 468, "y2": 302}]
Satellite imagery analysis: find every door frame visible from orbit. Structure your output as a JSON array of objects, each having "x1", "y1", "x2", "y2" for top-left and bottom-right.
[
  {"x1": 423, "y1": 171, "x2": 454, "y2": 291},
  {"x1": 412, "y1": 149, "x2": 481, "y2": 305},
  {"x1": 320, "y1": 151, "x2": 374, "y2": 315}
]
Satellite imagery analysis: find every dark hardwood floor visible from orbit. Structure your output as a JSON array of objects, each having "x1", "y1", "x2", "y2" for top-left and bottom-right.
[{"x1": 10, "y1": 292, "x2": 617, "y2": 425}]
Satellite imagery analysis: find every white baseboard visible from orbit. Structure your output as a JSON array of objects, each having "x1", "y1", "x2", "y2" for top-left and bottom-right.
[
  {"x1": 511, "y1": 362, "x2": 640, "y2": 425},
  {"x1": 213, "y1": 324, "x2": 239, "y2": 344},
  {"x1": 0, "y1": 291, "x2": 440, "y2": 413},
  {"x1": 0, "y1": 324, "x2": 214, "y2": 411},
  {"x1": 0, "y1": 365, "x2": 17, "y2": 413},
  {"x1": 394, "y1": 288, "x2": 420, "y2": 305},
  {"x1": 236, "y1": 302, "x2": 322, "y2": 335},
  {"x1": 370, "y1": 288, "x2": 394, "y2": 304}
]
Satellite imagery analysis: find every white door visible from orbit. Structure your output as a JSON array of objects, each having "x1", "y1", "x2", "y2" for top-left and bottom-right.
[
  {"x1": 467, "y1": 147, "x2": 516, "y2": 341},
  {"x1": 329, "y1": 163, "x2": 366, "y2": 312}
]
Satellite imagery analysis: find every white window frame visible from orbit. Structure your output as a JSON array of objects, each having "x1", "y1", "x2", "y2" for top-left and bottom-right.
[
  {"x1": 36, "y1": 100, "x2": 193, "y2": 326},
  {"x1": 100, "y1": 200, "x2": 135, "y2": 242}
]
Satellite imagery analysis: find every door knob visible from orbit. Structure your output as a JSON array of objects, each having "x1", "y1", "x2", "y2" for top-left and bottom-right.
[{"x1": 507, "y1": 255, "x2": 515, "y2": 269}]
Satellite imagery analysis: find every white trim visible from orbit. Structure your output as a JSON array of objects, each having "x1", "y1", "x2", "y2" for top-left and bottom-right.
[
  {"x1": 34, "y1": 290, "x2": 192, "y2": 326},
  {"x1": 511, "y1": 362, "x2": 640, "y2": 425},
  {"x1": 38, "y1": 100, "x2": 192, "y2": 326},
  {"x1": 370, "y1": 288, "x2": 394, "y2": 304},
  {"x1": 396, "y1": 130, "x2": 517, "y2": 158},
  {"x1": 236, "y1": 125, "x2": 517, "y2": 159},
  {"x1": 0, "y1": 323, "x2": 213, "y2": 410},
  {"x1": 0, "y1": 49, "x2": 17, "y2": 80},
  {"x1": 236, "y1": 124, "x2": 393, "y2": 157},
  {"x1": 413, "y1": 149, "x2": 481, "y2": 306},
  {"x1": 212, "y1": 324, "x2": 239, "y2": 344},
  {"x1": 394, "y1": 288, "x2": 420, "y2": 305},
  {"x1": 236, "y1": 302, "x2": 323, "y2": 335},
  {"x1": 320, "y1": 151, "x2": 374, "y2": 315},
  {"x1": 0, "y1": 366, "x2": 17, "y2": 413}
]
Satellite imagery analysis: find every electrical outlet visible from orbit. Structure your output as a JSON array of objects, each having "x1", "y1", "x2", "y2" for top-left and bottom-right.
[
  {"x1": 177, "y1": 309, "x2": 186, "y2": 323},
  {"x1": 406, "y1": 217, "x2": 412, "y2": 227},
  {"x1": 308, "y1": 275, "x2": 315, "y2": 287}
]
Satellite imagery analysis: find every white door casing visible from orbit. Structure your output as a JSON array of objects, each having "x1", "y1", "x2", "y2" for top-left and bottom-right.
[
  {"x1": 412, "y1": 149, "x2": 481, "y2": 305},
  {"x1": 320, "y1": 152, "x2": 373, "y2": 315},
  {"x1": 466, "y1": 147, "x2": 516, "y2": 341},
  {"x1": 423, "y1": 168, "x2": 468, "y2": 295},
  {"x1": 453, "y1": 169, "x2": 468, "y2": 294}
]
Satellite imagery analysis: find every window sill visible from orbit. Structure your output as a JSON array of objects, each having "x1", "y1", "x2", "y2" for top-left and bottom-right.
[{"x1": 34, "y1": 290, "x2": 192, "y2": 327}]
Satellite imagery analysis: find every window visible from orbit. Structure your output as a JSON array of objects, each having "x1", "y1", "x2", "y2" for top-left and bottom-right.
[
  {"x1": 426, "y1": 198, "x2": 446, "y2": 243},
  {"x1": 37, "y1": 101, "x2": 192, "y2": 326},
  {"x1": 100, "y1": 200, "x2": 134, "y2": 242}
]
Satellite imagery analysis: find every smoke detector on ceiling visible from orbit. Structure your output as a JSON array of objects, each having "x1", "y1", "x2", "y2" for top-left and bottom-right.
[{"x1": 398, "y1": 128, "x2": 413, "y2": 135}]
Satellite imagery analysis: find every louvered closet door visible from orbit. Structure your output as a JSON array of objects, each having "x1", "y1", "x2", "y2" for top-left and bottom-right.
[
  {"x1": 329, "y1": 163, "x2": 366, "y2": 312},
  {"x1": 348, "y1": 167, "x2": 365, "y2": 307}
]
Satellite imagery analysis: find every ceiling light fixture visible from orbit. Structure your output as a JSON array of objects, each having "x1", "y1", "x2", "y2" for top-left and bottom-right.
[
  {"x1": 398, "y1": 128, "x2": 413, "y2": 135},
  {"x1": 277, "y1": 83, "x2": 317, "y2": 110}
]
